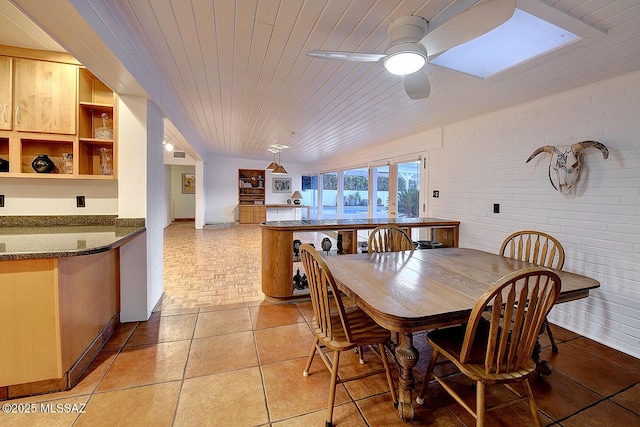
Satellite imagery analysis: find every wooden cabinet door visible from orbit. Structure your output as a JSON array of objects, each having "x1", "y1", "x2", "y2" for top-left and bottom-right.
[
  {"x1": 0, "y1": 56, "x2": 11, "y2": 131},
  {"x1": 254, "y1": 206, "x2": 266, "y2": 223},
  {"x1": 14, "y1": 58, "x2": 77, "y2": 134},
  {"x1": 239, "y1": 206, "x2": 254, "y2": 224}
]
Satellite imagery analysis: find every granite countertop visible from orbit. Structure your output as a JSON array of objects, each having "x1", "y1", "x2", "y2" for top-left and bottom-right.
[
  {"x1": 260, "y1": 217, "x2": 460, "y2": 229},
  {"x1": 0, "y1": 224, "x2": 145, "y2": 261}
]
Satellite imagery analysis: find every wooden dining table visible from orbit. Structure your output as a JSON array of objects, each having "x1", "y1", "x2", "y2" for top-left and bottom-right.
[{"x1": 323, "y1": 247, "x2": 600, "y2": 421}]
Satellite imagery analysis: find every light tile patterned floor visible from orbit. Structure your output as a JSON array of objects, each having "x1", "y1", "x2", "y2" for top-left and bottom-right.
[
  {"x1": 161, "y1": 221, "x2": 335, "y2": 309},
  {"x1": 161, "y1": 222, "x2": 265, "y2": 308},
  {"x1": 2, "y1": 221, "x2": 639, "y2": 427}
]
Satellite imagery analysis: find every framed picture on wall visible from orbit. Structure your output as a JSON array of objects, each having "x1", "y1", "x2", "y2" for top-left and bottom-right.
[
  {"x1": 182, "y1": 173, "x2": 195, "y2": 194},
  {"x1": 273, "y1": 177, "x2": 291, "y2": 193}
]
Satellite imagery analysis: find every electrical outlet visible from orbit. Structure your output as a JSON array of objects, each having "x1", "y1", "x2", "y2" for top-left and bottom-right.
[
  {"x1": 493, "y1": 203, "x2": 500, "y2": 214},
  {"x1": 433, "y1": 190, "x2": 440, "y2": 198},
  {"x1": 0, "y1": 195, "x2": 4, "y2": 207},
  {"x1": 76, "y1": 196, "x2": 86, "y2": 208}
]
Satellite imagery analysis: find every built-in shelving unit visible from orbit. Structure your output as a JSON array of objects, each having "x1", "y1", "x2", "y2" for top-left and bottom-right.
[
  {"x1": 238, "y1": 169, "x2": 266, "y2": 224},
  {"x1": 0, "y1": 47, "x2": 117, "y2": 180}
]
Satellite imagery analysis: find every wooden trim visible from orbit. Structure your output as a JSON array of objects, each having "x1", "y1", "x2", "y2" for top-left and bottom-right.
[{"x1": 0, "y1": 45, "x2": 81, "y2": 65}]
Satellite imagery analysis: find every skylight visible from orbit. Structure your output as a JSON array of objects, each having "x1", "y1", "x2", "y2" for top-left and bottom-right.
[{"x1": 430, "y1": 8, "x2": 580, "y2": 79}]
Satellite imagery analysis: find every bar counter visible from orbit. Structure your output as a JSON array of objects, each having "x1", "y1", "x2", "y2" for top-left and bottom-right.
[{"x1": 261, "y1": 217, "x2": 460, "y2": 302}]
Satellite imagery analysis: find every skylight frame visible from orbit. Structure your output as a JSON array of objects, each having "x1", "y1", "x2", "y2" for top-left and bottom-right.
[{"x1": 428, "y1": 1, "x2": 606, "y2": 80}]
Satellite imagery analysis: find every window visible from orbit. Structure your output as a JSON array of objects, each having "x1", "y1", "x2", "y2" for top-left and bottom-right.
[
  {"x1": 372, "y1": 165, "x2": 389, "y2": 218},
  {"x1": 397, "y1": 161, "x2": 420, "y2": 219},
  {"x1": 342, "y1": 167, "x2": 369, "y2": 219},
  {"x1": 321, "y1": 172, "x2": 338, "y2": 219},
  {"x1": 301, "y1": 175, "x2": 318, "y2": 219}
]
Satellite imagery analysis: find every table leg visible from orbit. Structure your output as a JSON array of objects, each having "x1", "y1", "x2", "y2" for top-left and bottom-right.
[{"x1": 395, "y1": 332, "x2": 419, "y2": 421}]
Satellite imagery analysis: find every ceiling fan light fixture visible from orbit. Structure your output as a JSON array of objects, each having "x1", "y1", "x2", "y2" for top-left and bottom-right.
[{"x1": 383, "y1": 43, "x2": 426, "y2": 75}]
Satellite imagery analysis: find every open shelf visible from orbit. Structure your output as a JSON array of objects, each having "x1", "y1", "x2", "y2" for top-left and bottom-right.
[
  {"x1": 20, "y1": 139, "x2": 74, "y2": 175},
  {"x1": 0, "y1": 137, "x2": 8, "y2": 173}
]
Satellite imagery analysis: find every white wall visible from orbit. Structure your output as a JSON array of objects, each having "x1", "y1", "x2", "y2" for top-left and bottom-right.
[
  {"x1": 118, "y1": 95, "x2": 165, "y2": 322},
  {"x1": 163, "y1": 165, "x2": 171, "y2": 228},
  {"x1": 144, "y1": 101, "x2": 165, "y2": 318},
  {"x1": 204, "y1": 155, "x2": 308, "y2": 223},
  {"x1": 319, "y1": 71, "x2": 640, "y2": 357},
  {"x1": 0, "y1": 179, "x2": 117, "y2": 215},
  {"x1": 171, "y1": 165, "x2": 195, "y2": 219},
  {"x1": 430, "y1": 71, "x2": 639, "y2": 357}
]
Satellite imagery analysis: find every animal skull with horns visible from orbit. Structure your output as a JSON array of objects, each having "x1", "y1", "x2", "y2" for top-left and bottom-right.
[{"x1": 526, "y1": 140, "x2": 609, "y2": 195}]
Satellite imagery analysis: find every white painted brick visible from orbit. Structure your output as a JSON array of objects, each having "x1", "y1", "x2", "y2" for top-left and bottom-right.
[{"x1": 427, "y1": 71, "x2": 640, "y2": 358}]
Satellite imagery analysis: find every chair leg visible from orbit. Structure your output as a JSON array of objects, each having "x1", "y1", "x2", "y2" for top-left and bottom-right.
[
  {"x1": 476, "y1": 381, "x2": 485, "y2": 427},
  {"x1": 303, "y1": 336, "x2": 319, "y2": 377},
  {"x1": 544, "y1": 319, "x2": 559, "y2": 352},
  {"x1": 378, "y1": 343, "x2": 398, "y2": 405},
  {"x1": 357, "y1": 346, "x2": 365, "y2": 364},
  {"x1": 325, "y1": 350, "x2": 341, "y2": 427},
  {"x1": 416, "y1": 348, "x2": 439, "y2": 405},
  {"x1": 522, "y1": 378, "x2": 543, "y2": 427}
]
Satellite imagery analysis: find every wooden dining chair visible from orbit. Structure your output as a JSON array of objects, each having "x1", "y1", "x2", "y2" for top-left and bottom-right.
[
  {"x1": 367, "y1": 224, "x2": 414, "y2": 347},
  {"x1": 300, "y1": 244, "x2": 397, "y2": 427},
  {"x1": 368, "y1": 224, "x2": 415, "y2": 253},
  {"x1": 499, "y1": 230, "x2": 565, "y2": 352},
  {"x1": 416, "y1": 267, "x2": 562, "y2": 427}
]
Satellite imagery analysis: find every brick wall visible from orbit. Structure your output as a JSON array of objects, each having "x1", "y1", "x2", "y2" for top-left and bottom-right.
[{"x1": 428, "y1": 71, "x2": 640, "y2": 357}]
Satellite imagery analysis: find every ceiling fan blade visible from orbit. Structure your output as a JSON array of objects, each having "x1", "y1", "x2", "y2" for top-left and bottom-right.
[
  {"x1": 419, "y1": 0, "x2": 516, "y2": 56},
  {"x1": 307, "y1": 51, "x2": 386, "y2": 62},
  {"x1": 402, "y1": 69, "x2": 430, "y2": 100}
]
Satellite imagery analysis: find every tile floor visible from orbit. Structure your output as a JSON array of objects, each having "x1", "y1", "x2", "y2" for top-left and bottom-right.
[{"x1": 2, "y1": 222, "x2": 639, "y2": 426}]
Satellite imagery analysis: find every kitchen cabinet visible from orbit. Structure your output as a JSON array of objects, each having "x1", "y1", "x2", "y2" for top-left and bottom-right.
[
  {"x1": 0, "y1": 56, "x2": 11, "y2": 131},
  {"x1": 14, "y1": 58, "x2": 77, "y2": 135},
  {"x1": 0, "y1": 47, "x2": 117, "y2": 179}
]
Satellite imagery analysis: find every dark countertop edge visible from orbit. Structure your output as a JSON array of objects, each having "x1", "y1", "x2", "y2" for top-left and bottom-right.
[
  {"x1": 0, "y1": 227, "x2": 145, "y2": 261},
  {"x1": 260, "y1": 217, "x2": 460, "y2": 230}
]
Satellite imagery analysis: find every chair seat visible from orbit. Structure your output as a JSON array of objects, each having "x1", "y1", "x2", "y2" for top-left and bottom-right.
[
  {"x1": 312, "y1": 307, "x2": 391, "y2": 352},
  {"x1": 427, "y1": 323, "x2": 537, "y2": 383}
]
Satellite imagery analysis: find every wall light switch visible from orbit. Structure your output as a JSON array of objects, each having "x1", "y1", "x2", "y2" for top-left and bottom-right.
[
  {"x1": 77, "y1": 196, "x2": 86, "y2": 208},
  {"x1": 493, "y1": 203, "x2": 500, "y2": 214},
  {"x1": 0, "y1": 195, "x2": 4, "y2": 207}
]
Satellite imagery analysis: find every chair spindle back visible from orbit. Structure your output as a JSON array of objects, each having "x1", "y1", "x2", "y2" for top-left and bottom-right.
[
  {"x1": 461, "y1": 267, "x2": 561, "y2": 374},
  {"x1": 368, "y1": 225, "x2": 415, "y2": 253},
  {"x1": 299, "y1": 243, "x2": 353, "y2": 343},
  {"x1": 500, "y1": 230, "x2": 565, "y2": 269}
]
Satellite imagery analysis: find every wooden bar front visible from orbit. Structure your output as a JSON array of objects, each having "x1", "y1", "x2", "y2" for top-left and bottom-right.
[{"x1": 261, "y1": 217, "x2": 460, "y2": 302}]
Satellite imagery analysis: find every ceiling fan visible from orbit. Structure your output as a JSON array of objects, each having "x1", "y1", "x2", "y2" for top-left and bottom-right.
[{"x1": 307, "y1": 0, "x2": 515, "y2": 99}]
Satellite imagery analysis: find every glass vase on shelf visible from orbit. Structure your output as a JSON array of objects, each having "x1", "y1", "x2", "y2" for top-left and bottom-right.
[
  {"x1": 95, "y1": 113, "x2": 113, "y2": 140},
  {"x1": 62, "y1": 153, "x2": 73, "y2": 174},
  {"x1": 98, "y1": 147, "x2": 113, "y2": 175}
]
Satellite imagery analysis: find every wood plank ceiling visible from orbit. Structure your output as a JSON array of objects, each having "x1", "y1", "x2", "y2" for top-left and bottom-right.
[{"x1": 3, "y1": 0, "x2": 640, "y2": 166}]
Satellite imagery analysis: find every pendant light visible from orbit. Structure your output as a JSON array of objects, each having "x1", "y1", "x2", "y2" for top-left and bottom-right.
[
  {"x1": 271, "y1": 149, "x2": 288, "y2": 175},
  {"x1": 266, "y1": 149, "x2": 279, "y2": 170},
  {"x1": 269, "y1": 143, "x2": 289, "y2": 175}
]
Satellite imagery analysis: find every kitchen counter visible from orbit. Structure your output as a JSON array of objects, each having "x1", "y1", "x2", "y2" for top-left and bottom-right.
[
  {"x1": 0, "y1": 225, "x2": 145, "y2": 260},
  {"x1": 0, "y1": 217, "x2": 146, "y2": 398}
]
